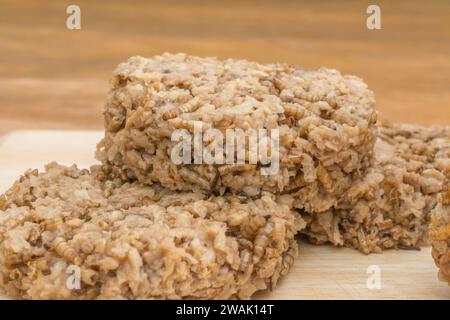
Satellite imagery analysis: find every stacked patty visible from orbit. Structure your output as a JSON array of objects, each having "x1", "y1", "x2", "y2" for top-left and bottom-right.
[
  {"x1": 96, "y1": 53, "x2": 377, "y2": 212},
  {"x1": 1, "y1": 53, "x2": 448, "y2": 298},
  {"x1": 0, "y1": 163, "x2": 303, "y2": 299}
]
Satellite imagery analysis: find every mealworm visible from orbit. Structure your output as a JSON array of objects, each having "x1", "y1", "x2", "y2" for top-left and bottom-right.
[
  {"x1": 283, "y1": 104, "x2": 305, "y2": 120},
  {"x1": 317, "y1": 164, "x2": 334, "y2": 192},
  {"x1": 240, "y1": 215, "x2": 266, "y2": 238},
  {"x1": 168, "y1": 118, "x2": 208, "y2": 132},
  {"x1": 81, "y1": 268, "x2": 99, "y2": 286},
  {"x1": 239, "y1": 249, "x2": 252, "y2": 272},
  {"x1": 9, "y1": 268, "x2": 22, "y2": 280},
  {"x1": 179, "y1": 168, "x2": 211, "y2": 189},
  {"x1": 162, "y1": 107, "x2": 179, "y2": 121},
  {"x1": 53, "y1": 237, "x2": 82, "y2": 265},
  {"x1": 281, "y1": 244, "x2": 297, "y2": 276},
  {"x1": 281, "y1": 155, "x2": 304, "y2": 165},
  {"x1": 227, "y1": 210, "x2": 249, "y2": 227},
  {"x1": 253, "y1": 222, "x2": 273, "y2": 260},
  {"x1": 41, "y1": 216, "x2": 64, "y2": 232},
  {"x1": 26, "y1": 258, "x2": 48, "y2": 280},
  {"x1": 179, "y1": 97, "x2": 202, "y2": 114},
  {"x1": 218, "y1": 164, "x2": 256, "y2": 175},
  {"x1": 162, "y1": 97, "x2": 202, "y2": 120}
]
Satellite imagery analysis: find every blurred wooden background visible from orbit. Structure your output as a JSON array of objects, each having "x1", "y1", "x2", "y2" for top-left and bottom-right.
[{"x1": 0, "y1": 0, "x2": 449, "y2": 135}]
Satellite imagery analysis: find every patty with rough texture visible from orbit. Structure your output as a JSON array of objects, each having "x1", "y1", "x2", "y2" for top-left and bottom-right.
[
  {"x1": 96, "y1": 53, "x2": 377, "y2": 212},
  {"x1": 0, "y1": 163, "x2": 304, "y2": 299},
  {"x1": 430, "y1": 170, "x2": 450, "y2": 286},
  {"x1": 302, "y1": 123, "x2": 450, "y2": 254}
]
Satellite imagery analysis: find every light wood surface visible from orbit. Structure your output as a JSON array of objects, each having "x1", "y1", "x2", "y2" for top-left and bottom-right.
[
  {"x1": 1, "y1": 130, "x2": 449, "y2": 300},
  {"x1": 0, "y1": 0, "x2": 449, "y2": 136}
]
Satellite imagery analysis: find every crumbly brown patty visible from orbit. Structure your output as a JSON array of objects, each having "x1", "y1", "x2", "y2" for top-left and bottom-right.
[
  {"x1": 0, "y1": 163, "x2": 304, "y2": 299},
  {"x1": 96, "y1": 53, "x2": 377, "y2": 212},
  {"x1": 302, "y1": 123, "x2": 450, "y2": 254},
  {"x1": 430, "y1": 168, "x2": 450, "y2": 286}
]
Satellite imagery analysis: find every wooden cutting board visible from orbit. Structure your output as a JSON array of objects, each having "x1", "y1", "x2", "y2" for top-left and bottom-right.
[{"x1": 0, "y1": 130, "x2": 449, "y2": 300}]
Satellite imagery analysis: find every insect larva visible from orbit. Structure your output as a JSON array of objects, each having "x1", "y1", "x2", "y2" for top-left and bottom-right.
[
  {"x1": 378, "y1": 219, "x2": 394, "y2": 231},
  {"x1": 311, "y1": 101, "x2": 333, "y2": 116},
  {"x1": 80, "y1": 241, "x2": 95, "y2": 255},
  {"x1": 227, "y1": 195, "x2": 247, "y2": 205},
  {"x1": 281, "y1": 155, "x2": 304, "y2": 165},
  {"x1": 162, "y1": 97, "x2": 202, "y2": 120},
  {"x1": 239, "y1": 249, "x2": 252, "y2": 272},
  {"x1": 281, "y1": 175, "x2": 305, "y2": 194},
  {"x1": 53, "y1": 237, "x2": 82, "y2": 265},
  {"x1": 179, "y1": 168, "x2": 211, "y2": 189},
  {"x1": 9, "y1": 268, "x2": 22, "y2": 280},
  {"x1": 27, "y1": 258, "x2": 48, "y2": 280},
  {"x1": 283, "y1": 104, "x2": 305, "y2": 120},
  {"x1": 317, "y1": 164, "x2": 334, "y2": 193},
  {"x1": 240, "y1": 215, "x2": 266, "y2": 238},
  {"x1": 253, "y1": 234, "x2": 269, "y2": 261},
  {"x1": 97, "y1": 220, "x2": 109, "y2": 229},
  {"x1": 218, "y1": 164, "x2": 256, "y2": 175},
  {"x1": 281, "y1": 244, "x2": 297, "y2": 275},
  {"x1": 273, "y1": 78, "x2": 285, "y2": 92},
  {"x1": 41, "y1": 217, "x2": 64, "y2": 232},
  {"x1": 327, "y1": 96, "x2": 337, "y2": 108},
  {"x1": 294, "y1": 89, "x2": 326, "y2": 103},
  {"x1": 227, "y1": 210, "x2": 249, "y2": 227},
  {"x1": 81, "y1": 268, "x2": 99, "y2": 286},
  {"x1": 253, "y1": 223, "x2": 273, "y2": 261},
  {"x1": 0, "y1": 194, "x2": 7, "y2": 210},
  {"x1": 5, "y1": 253, "x2": 22, "y2": 265},
  {"x1": 368, "y1": 110, "x2": 378, "y2": 125},
  {"x1": 162, "y1": 108, "x2": 179, "y2": 121},
  {"x1": 179, "y1": 97, "x2": 202, "y2": 114},
  {"x1": 238, "y1": 238, "x2": 253, "y2": 249},
  {"x1": 168, "y1": 118, "x2": 208, "y2": 132}
]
